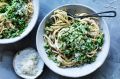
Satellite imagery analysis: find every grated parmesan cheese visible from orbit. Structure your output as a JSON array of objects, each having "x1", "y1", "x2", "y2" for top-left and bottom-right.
[{"x1": 15, "y1": 48, "x2": 39, "y2": 76}]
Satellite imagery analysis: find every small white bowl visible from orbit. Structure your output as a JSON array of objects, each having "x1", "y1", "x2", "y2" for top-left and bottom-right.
[
  {"x1": 36, "y1": 4, "x2": 110, "y2": 77},
  {"x1": 0, "y1": 0, "x2": 40, "y2": 44},
  {"x1": 13, "y1": 48, "x2": 44, "y2": 79}
]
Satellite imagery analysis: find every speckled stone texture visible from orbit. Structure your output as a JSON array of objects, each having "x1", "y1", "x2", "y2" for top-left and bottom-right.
[{"x1": 0, "y1": 0, "x2": 119, "y2": 79}]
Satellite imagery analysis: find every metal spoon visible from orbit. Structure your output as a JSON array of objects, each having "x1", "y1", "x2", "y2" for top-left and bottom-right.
[{"x1": 68, "y1": 11, "x2": 116, "y2": 18}]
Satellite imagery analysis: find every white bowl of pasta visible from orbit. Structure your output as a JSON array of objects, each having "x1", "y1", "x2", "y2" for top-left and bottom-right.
[
  {"x1": 36, "y1": 4, "x2": 110, "y2": 77},
  {"x1": 0, "y1": 0, "x2": 39, "y2": 44}
]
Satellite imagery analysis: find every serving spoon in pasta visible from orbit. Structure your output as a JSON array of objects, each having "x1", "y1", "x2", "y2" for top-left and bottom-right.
[{"x1": 68, "y1": 11, "x2": 116, "y2": 18}]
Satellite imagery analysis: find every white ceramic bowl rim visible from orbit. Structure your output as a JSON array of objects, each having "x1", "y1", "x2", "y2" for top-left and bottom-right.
[
  {"x1": 0, "y1": 0, "x2": 39, "y2": 44},
  {"x1": 36, "y1": 4, "x2": 110, "y2": 78}
]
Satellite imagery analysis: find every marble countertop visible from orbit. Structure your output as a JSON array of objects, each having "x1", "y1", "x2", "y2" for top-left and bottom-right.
[{"x1": 0, "y1": 0, "x2": 120, "y2": 79}]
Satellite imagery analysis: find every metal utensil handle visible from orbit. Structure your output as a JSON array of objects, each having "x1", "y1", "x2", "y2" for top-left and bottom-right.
[{"x1": 89, "y1": 11, "x2": 117, "y2": 17}]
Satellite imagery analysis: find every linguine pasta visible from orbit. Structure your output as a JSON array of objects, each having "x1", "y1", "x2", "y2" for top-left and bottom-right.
[
  {"x1": 0, "y1": 0, "x2": 33, "y2": 38},
  {"x1": 44, "y1": 9, "x2": 104, "y2": 67}
]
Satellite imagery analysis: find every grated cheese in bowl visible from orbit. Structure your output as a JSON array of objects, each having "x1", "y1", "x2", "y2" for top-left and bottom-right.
[{"x1": 13, "y1": 48, "x2": 44, "y2": 79}]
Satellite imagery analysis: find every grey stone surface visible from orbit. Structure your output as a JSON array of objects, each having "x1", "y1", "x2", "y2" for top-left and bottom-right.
[{"x1": 0, "y1": 0, "x2": 120, "y2": 79}]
